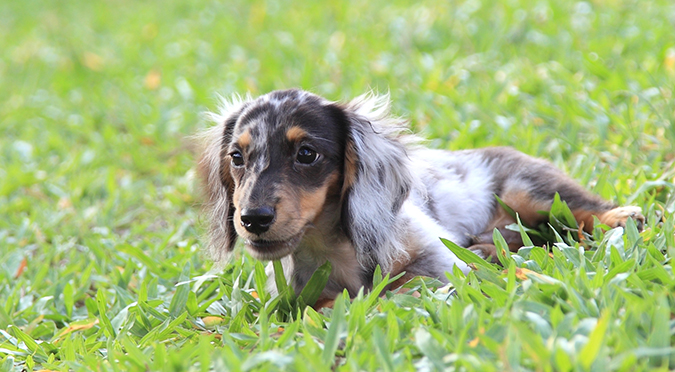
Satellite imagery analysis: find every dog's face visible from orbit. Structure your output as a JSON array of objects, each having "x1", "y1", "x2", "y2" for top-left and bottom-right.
[
  {"x1": 221, "y1": 90, "x2": 348, "y2": 260},
  {"x1": 199, "y1": 89, "x2": 412, "y2": 266}
]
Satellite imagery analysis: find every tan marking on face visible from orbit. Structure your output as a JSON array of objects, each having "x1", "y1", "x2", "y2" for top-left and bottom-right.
[
  {"x1": 231, "y1": 183, "x2": 245, "y2": 235},
  {"x1": 285, "y1": 126, "x2": 307, "y2": 143},
  {"x1": 256, "y1": 185, "x2": 304, "y2": 242},
  {"x1": 299, "y1": 172, "x2": 340, "y2": 222},
  {"x1": 341, "y1": 140, "x2": 358, "y2": 197},
  {"x1": 217, "y1": 157, "x2": 233, "y2": 191},
  {"x1": 231, "y1": 174, "x2": 261, "y2": 238},
  {"x1": 237, "y1": 130, "x2": 252, "y2": 148},
  {"x1": 232, "y1": 185, "x2": 243, "y2": 210},
  {"x1": 246, "y1": 171, "x2": 340, "y2": 242}
]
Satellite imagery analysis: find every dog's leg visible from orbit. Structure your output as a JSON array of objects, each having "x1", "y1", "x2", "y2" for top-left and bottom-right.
[{"x1": 469, "y1": 148, "x2": 645, "y2": 258}]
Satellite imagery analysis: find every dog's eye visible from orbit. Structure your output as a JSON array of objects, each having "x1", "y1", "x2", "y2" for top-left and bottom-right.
[
  {"x1": 230, "y1": 151, "x2": 244, "y2": 167},
  {"x1": 296, "y1": 147, "x2": 318, "y2": 164}
]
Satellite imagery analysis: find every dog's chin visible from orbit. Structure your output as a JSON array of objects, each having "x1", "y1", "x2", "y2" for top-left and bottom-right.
[{"x1": 245, "y1": 234, "x2": 303, "y2": 261}]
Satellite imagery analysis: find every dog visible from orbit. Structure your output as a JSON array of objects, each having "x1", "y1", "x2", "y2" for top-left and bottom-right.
[{"x1": 196, "y1": 89, "x2": 644, "y2": 301}]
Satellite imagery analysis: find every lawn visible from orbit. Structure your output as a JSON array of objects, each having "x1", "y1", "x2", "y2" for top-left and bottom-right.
[{"x1": 1, "y1": 0, "x2": 674, "y2": 370}]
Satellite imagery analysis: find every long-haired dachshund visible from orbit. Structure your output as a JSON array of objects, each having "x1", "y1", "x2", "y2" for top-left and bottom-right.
[{"x1": 196, "y1": 89, "x2": 644, "y2": 300}]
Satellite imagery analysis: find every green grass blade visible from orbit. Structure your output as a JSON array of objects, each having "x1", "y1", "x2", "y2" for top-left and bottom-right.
[
  {"x1": 493, "y1": 228, "x2": 512, "y2": 266},
  {"x1": 297, "y1": 260, "x2": 332, "y2": 307},
  {"x1": 321, "y1": 293, "x2": 346, "y2": 366},
  {"x1": 516, "y1": 215, "x2": 534, "y2": 247},
  {"x1": 169, "y1": 263, "x2": 191, "y2": 318},
  {"x1": 441, "y1": 238, "x2": 497, "y2": 272},
  {"x1": 273, "y1": 260, "x2": 289, "y2": 296},
  {"x1": 253, "y1": 260, "x2": 269, "y2": 304},
  {"x1": 549, "y1": 193, "x2": 578, "y2": 229},
  {"x1": 9, "y1": 325, "x2": 47, "y2": 360},
  {"x1": 96, "y1": 289, "x2": 115, "y2": 338},
  {"x1": 579, "y1": 311, "x2": 610, "y2": 370}
]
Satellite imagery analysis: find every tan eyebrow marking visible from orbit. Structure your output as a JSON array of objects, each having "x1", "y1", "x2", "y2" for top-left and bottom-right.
[
  {"x1": 237, "y1": 130, "x2": 252, "y2": 148},
  {"x1": 285, "y1": 126, "x2": 307, "y2": 143}
]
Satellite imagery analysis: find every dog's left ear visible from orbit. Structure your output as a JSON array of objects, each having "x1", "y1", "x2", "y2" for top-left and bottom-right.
[{"x1": 337, "y1": 93, "x2": 415, "y2": 268}]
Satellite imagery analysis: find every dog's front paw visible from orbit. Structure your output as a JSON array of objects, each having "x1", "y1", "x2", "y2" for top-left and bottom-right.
[{"x1": 599, "y1": 206, "x2": 645, "y2": 231}]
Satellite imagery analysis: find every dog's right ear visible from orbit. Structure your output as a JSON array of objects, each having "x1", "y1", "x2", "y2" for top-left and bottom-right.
[{"x1": 195, "y1": 96, "x2": 249, "y2": 261}]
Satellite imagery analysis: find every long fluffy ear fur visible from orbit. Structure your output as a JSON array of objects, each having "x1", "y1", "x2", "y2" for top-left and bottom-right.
[
  {"x1": 340, "y1": 92, "x2": 416, "y2": 271},
  {"x1": 195, "y1": 94, "x2": 250, "y2": 262}
]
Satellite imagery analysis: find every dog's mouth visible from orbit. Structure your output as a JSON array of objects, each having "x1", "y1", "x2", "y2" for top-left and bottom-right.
[{"x1": 245, "y1": 233, "x2": 303, "y2": 260}]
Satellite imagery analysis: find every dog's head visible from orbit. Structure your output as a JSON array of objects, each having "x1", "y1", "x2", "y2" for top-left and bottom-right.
[{"x1": 197, "y1": 89, "x2": 413, "y2": 265}]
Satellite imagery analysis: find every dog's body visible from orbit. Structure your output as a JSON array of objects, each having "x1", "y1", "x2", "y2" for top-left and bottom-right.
[{"x1": 197, "y1": 89, "x2": 644, "y2": 301}]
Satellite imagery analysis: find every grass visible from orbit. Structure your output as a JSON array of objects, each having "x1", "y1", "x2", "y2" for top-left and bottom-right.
[{"x1": 1, "y1": 0, "x2": 674, "y2": 370}]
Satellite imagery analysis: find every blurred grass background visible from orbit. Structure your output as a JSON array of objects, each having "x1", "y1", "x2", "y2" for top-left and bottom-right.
[{"x1": 1, "y1": 0, "x2": 674, "y2": 370}]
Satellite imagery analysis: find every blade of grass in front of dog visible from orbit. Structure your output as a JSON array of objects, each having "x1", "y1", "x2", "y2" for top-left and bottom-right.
[
  {"x1": 372, "y1": 327, "x2": 395, "y2": 372},
  {"x1": 272, "y1": 260, "x2": 295, "y2": 317},
  {"x1": 549, "y1": 223, "x2": 566, "y2": 244},
  {"x1": 414, "y1": 328, "x2": 447, "y2": 371},
  {"x1": 253, "y1": 261, "x2": 269, "y2": 304},
  {"x1": 273, "y1": 260, "x2": 289, "y2": 295},
  {"x1": 372, "y1": 265, "x2": 384, "y2": 288},
  {"x1": 370, "y1": 272, "x2": 405, "y2": 301},
  {"x1": 624, "y1": 216, "x2": 641, "y2": 249},
  {"x1": 516, "y1": 215, "x2": 534, "y2": 247},
  {"x1": 579, "y1": 310, "x2": 610, "y2": 370},
  {"x1": 549, "y1": 193, "x2": 578, "y2": 230},
  {"x1": 493, "y1": 229, "x2": 512, "y2": 267},
  {"x1": 321, "y1": 292, "x2": 346, "y2": 366},
  {"x1": 441, "y1": 238, "x2": 497, "y2": 272},
  {"x1": 495, "y1": 194, "x2": 517, "y2": 220},
  {"x1": 297, "y1": 260, "x2": 332, "y2": 308}
]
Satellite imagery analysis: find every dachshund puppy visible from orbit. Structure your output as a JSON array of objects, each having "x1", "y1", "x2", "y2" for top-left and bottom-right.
[{"x1": 196, "y1": 89, "x2": 644, "y2": 301}]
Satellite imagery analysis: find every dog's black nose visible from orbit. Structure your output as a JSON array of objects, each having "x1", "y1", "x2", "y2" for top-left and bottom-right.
[{"x1": 240, "y1": 207, "x2": 275, "y2": 235}]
